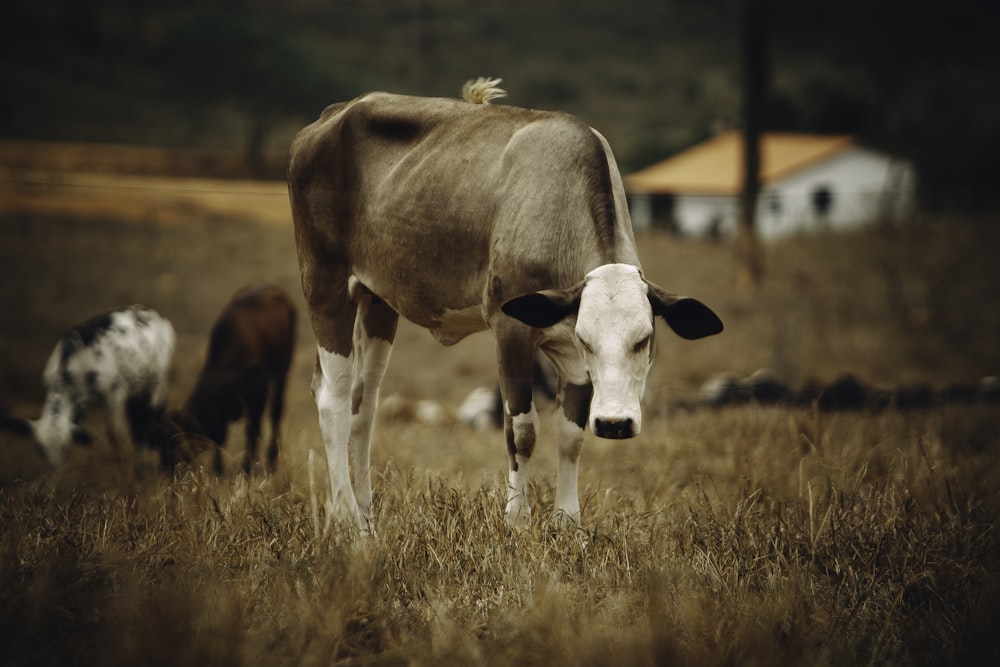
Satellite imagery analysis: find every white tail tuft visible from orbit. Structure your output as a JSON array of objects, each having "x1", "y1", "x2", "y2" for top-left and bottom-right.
[{"x1": 462, "y1": 77, "x2": 507, "y2": 105}]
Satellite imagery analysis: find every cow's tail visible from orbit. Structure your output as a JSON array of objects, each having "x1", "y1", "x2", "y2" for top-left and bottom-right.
[{"x1": 461, "y1": 77, "x2": 507, "y2": 105}]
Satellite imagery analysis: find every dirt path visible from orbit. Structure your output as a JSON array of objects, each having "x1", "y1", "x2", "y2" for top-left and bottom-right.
[{"x1": 0, "y1": 168, "x2": 291, "y2": 225}]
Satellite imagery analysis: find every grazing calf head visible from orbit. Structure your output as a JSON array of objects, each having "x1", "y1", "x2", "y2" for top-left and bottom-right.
[
  {"x1": 502, "y1": 263, "x2": 722, "y2": 439},
  {"x1": 146, "y1": 410, "x2": 219, "y2": 472},
  {"x1": 184, "y1": 371, "x2": 242, "y2": 444},
  {"x1": 0, "y1": 414, "x2": 88, "y2": 467},
  {"x1": 30, "y1": 391, "x2": 93, "y2": 465}
]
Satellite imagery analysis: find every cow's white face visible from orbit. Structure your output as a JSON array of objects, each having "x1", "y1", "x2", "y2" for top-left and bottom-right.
[
  {"x1": 575, "y1": 265, "x2": 654, "y2": 438},
  {"x1": 501, "y1": 262, "x2": 723, "y2": 440}
]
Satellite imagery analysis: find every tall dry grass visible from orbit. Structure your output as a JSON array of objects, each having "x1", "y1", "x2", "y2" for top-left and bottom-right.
[{"x1": 2, "y1": 402, "x2": 998, "y2": 665}]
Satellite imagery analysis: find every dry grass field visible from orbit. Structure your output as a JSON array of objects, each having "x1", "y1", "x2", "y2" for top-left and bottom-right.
[{"x1": 1, "y1": 144, "x2": 999, "y2": 665}]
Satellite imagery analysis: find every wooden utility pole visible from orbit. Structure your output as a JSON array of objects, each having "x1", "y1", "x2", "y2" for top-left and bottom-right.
[
  {"x1": 415, "y1": 0, "x2": 436, "y2": 93},
  {"x1": 737, "y1": 0, "x2": 767, "y2": 288}
]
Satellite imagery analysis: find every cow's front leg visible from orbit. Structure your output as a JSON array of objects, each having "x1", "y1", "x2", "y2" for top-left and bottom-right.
[
  {"x1": 554, "y1": 381, "x2": 592, "y2": 524},
  {"x1": 313, "y1": 346, "x2": 364, "y2": 528},
  {"x1": 105, "y1": 389, "x2": 134, "y2": 459},
  {"x1": 497, "y1": 333, "x2": 539, "y2": 524},
  {"x1": 504, "y1": 397, "x2": 539, "y2": 523}
]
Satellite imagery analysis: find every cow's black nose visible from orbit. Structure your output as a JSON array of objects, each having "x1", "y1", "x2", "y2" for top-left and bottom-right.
[{"x1": 593, "y1": 417, "x2": 635, "y2": 440}]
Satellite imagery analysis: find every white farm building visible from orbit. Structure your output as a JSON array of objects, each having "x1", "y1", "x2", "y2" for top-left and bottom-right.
[{"x1": 624, "y1": 132, "x2": 916, "y2": 240}]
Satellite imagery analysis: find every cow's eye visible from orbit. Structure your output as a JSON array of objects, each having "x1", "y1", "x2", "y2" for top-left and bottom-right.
[{"x1": 633, "y1": 336, "x2": 651, "y2": 353}]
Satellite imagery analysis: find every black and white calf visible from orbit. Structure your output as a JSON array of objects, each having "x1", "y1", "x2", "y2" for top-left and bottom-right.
[{"x1": 6, "y1": 306, "x2": 175, "y2": 466}]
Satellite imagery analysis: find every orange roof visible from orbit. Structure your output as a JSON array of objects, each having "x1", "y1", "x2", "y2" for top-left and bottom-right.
[{"x1": 623, "y1": 131, "x2": 855, "y2": 195}]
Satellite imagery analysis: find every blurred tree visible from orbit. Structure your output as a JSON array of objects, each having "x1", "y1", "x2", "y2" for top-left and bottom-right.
[
  {"x1": 767, "y1": 0, "x2": 1000, "y2": 211},
  {"x1": 155, "y1": 6, "x2": 352, "y2": 172},
  {"x1": 0, "y1": 0, "x2": 356, "y2": 169},
  {"x1": 738, "y1": 0, "x2": 766, "y2": 288},
  {"x1": 2, "y1": 0, "x2": 998, "y2": 206},
  {"x1": 765, "y1": 72, "x2": 878, "y2": 136}
]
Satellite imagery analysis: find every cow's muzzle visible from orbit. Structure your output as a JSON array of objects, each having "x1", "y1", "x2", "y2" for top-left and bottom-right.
[{"x1": 593, "y1": 417, "x2": 636, "y2": 439}]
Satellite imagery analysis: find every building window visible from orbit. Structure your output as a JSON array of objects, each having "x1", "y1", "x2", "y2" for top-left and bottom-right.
[
  {"x1": 812, "y1": 185, "x2": 834, "y2": 218},
  {"x1": 768, "y1": 192, "x2": 783, "y2": 216}
]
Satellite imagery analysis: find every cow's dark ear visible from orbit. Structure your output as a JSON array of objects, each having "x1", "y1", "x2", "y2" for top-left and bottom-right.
[
  {"x1": 647, "y1": 282, "x2": 723, "y2": 340},
  {"x1": 502, "y1": 286, "x2": 582, "y2": 329},
  {"x1": 71, "y1": 426, "x2": 94, "y2": 446},
  {"x1": 0, "y1": 416, "x2": 34, "y2": 438}
]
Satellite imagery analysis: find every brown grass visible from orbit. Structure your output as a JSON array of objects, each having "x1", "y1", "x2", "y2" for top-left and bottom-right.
[
  {"x1": 2, "y1": 408, "x2": 998, "y2": 665},
  {"x1": 1, "y1": 145, "x2": 999, "y2": 664}
]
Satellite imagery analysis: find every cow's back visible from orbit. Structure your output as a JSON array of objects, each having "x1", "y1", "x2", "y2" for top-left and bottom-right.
[
  {"x1": 288, "y1": 91, "x2": 636, "y2": 339},
  {"x1": 289, "y1": 92, "x2": 538, "y2": 238},
  {"x1": 207, "y1": 286, "x2": 295, "y2": 373}
]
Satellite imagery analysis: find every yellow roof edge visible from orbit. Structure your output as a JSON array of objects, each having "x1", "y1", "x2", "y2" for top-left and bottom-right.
[
  {"x1": 763, "y1": 133, "x2": 856, "y2": 183},
  {"x1": 623, "y1": 132, "x2": 857, "y2": 195}
]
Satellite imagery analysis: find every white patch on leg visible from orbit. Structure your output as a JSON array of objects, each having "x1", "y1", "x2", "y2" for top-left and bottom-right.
[
  {"x1": 505, "y1": 405, "x2": 539, "y2": 524},
  {"x1": 349, "y1": 328, "x2": 393, "y2": 529},
  {"x1": 506, "y1": 453, "x2": 531, "y2": 522},
  {"x1": 555, "y1": 413, "x2": 584, "y2": 523},
  {"x1": 315, "y1": 346, "x2": 364, "y2": 528}
]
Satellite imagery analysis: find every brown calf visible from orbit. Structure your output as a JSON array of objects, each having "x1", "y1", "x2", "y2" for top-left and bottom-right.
[{"x1": 166, "y1": 285, "x2": 296, "y2": 474}]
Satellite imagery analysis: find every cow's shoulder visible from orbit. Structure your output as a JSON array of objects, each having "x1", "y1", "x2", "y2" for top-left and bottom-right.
[{"x1": 501, "y1": 111, "x2": 609, "y2": 168}]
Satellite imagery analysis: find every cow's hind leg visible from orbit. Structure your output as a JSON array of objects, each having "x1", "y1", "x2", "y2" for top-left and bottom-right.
[
  {"x1": 265, "y1": 370, "x2": 288, "y2": 472},
  {"x1": 105, "y1": 387, "x2": 134, "y2": 458},
  {"x1": 308, "y1": 275, "x2": 396, "y2": 532},
  {"x1": 241, "y1": 377, "x2": 268, "y2": 473},
  {"x1": 348, "y1": 280, "x2": 398, "y2": 530},
  {"x1": 305, "y1": 265, "x2": 364, "y2": 527},
  {"x1": 125, "y1": 389, "x2": 164, "y2": 469},
  {"x1": 313, "y1": 343, "x2": 361, "y2": 526},
  {"x1": 125, "y1": 391, "x2": 154, "y2": 446},
  {"x1": 104, "y1": 387, "x2": 139, "y2": 482}
]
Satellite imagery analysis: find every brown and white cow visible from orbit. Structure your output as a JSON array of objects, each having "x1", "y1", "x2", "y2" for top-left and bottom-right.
[{"x1": 288, "y1": 78, "x2": 723, "y2": 530}]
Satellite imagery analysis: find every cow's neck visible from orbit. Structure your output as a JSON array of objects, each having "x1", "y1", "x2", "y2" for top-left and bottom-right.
[{"x1": 556, "y1": 222, "x2": 641, "y2": 286}]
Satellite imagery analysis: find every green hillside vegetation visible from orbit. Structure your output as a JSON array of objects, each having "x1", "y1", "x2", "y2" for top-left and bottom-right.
[{"x1": 2, "y1": 0, "x2": 998, "y2": 207}]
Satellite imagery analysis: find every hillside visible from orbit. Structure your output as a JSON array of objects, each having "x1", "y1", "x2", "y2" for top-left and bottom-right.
[{"x1": 2, "y1": 0, "x2": 998, "y2": 206}]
